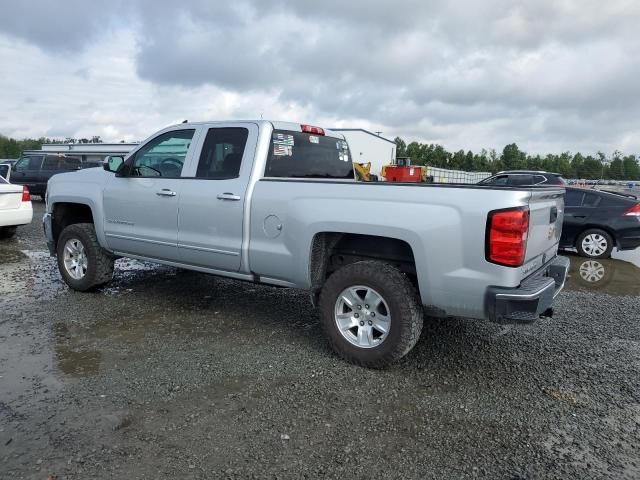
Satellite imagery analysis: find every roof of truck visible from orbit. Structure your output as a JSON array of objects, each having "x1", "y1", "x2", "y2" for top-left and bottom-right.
[{"x1": 167, "y1": 120, "x2": 345, "y2": 139}]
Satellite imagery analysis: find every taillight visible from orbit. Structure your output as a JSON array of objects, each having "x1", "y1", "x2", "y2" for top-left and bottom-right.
[
  {"x1": 624, "y1": 203, "x2": 640, "y2": 216},
  {"x1": 22, "y1": 185, "x2": 30, "y2": 202},
  {"x1": 487, "y1": 207, "x2": 529, "y2": 267},
  {"x1": 301, "y1": 124, "x2": 325, "y2": 136}
]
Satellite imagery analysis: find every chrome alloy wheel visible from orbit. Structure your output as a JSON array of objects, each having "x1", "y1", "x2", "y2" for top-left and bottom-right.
[
  {"x1": 334, "y1": 285, "x2": 391, "y2": 348},
  {"x1": 581, "y1": 233, "x2": 608, "y2": 257},
  {"x1": 63, "y1": 238, "x2": 88, "y2": 280}
]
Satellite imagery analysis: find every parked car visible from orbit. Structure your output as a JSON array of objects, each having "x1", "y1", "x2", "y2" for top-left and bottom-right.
[
  {"x1": 561, "y1": 187, "x2": 640, "y2": 258},
  {"x1": 11, "y1": 154, "x2": 101, "y2": 199},
  {"x1": 43, "y1": 120, "x2": 568, "y2": 367},
  {"x1": 0, "y1": 163, "x2": 11, "y2": 181},
  {"x1": 478, "y1": 170, "x2": 566, "y2": 187},
  {"x1": 0, "y1": 175, "x2": 33, "y2": 238}
]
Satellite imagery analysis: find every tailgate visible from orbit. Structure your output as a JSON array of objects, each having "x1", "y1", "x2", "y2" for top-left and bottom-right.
[
  {"x1": 0, "y1": 186, "x2": 22, "y2": 210},
  {"x1": 522, "y1": 188, "x2": 564, "y2": 274}
]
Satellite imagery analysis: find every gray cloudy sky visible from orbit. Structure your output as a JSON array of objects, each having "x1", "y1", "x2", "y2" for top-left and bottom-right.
[{"x1": 0, "y1": 0, "x2": 638, "y2": 154}]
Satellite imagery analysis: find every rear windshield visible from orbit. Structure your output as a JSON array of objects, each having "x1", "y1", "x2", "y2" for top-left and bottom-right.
[{"x1": 265, "y1": 130, "x2": 354, "y2": 179}]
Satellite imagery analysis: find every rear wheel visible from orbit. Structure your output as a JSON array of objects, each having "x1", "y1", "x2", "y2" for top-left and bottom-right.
[
  {"x1": 318, "y1": 261, "x2": 423, "y2": 368},
  {"x1": 56, "y1": 223, "x2": 114, "y2": 291},
  {"x1": 576, "y1": 229, "x2": 613, "y2": 258}
]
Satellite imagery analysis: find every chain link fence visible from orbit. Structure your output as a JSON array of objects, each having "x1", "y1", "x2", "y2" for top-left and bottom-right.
[{"x1": 425, "y1": 166, "x2": 492, "y2": 184}]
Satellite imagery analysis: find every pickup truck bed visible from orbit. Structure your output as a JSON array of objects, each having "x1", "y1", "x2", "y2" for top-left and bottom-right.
[{"x1": 43, "y1": 120, "x2": 568, "y2": 367}]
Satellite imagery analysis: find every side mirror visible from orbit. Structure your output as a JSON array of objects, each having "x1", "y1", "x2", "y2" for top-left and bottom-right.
[{"x1": 104, "y1": 155, "x2": 124, "y2": 173}]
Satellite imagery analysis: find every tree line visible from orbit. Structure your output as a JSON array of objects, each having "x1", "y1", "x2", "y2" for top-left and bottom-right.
[
  {"x1": 0, "y1": 135, "x2": 103, "y2": 159},
  {"x1": 394, "y1": 138, "x2": 640, "y2": 181}
]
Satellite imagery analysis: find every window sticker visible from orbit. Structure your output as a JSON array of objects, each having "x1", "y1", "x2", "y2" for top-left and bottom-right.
[
  {"x1": 337, "y1": 140, "x2": 350, "y2": 161},
  {"x1": 273, "y1": 144, "x2": 293, "y2": 156},
  {"x1": 273, "y1": 133, "x2": 294, "y2": 147},
  {"x1": 309, "y1": 135, "x2": 319, "y2": 144}
]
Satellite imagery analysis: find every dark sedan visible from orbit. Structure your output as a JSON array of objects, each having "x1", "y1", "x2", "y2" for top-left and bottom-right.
[{"x1": 562, "y1": 187, "x2": 640, "y2": 258}]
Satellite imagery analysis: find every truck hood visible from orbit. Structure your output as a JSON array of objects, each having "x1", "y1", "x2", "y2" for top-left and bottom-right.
[{"x1": 49, "y1": 166, "x2": 112, "y2": 187}]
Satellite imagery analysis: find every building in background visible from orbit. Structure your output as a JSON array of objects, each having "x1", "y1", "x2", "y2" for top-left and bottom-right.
[
  {"x1": 331, "y1": 129, "x2": 396, "y2": 178},
  {"x1": 22, "y1": 143, "x2": 138, "y2": 164}
]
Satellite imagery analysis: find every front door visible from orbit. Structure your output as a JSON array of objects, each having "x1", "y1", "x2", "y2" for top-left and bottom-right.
[
  {"x1": 102, "y1": 128, "x2": 198, "y2": 261},
  {"x1": 12, "y1": 155, "x2": 44, "y2": 194},
  {"x1": 177, "y1": 124, "x2": 257, "y2": 271}
]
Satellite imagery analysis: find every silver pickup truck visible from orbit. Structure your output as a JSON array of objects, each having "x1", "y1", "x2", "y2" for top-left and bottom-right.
[{"x1": 43, "y1": 120, "x2": 568, "y2": 367}]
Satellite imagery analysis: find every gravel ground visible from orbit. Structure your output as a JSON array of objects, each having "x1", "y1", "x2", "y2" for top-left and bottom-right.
[{"x1": 1, "y1": 202, "x2": 639, "y2": 479}]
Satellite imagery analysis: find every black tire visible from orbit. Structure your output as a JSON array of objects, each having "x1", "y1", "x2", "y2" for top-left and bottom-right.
[
  {"x1": 318, "y1": 261, "x2": 423, "y2": 368},
  {"x1": 56, "y1": 223, "x2": 114, "y2": 291},
  {"x1": 0, "y1": 226, "x2": 17, "y2": 239},
  {"x1": 576, "y1": 228, "x2": 614, "y2": 258}
]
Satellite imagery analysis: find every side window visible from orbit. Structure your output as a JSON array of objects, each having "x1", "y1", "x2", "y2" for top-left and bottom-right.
[
  {"x1": 488, "y1": 175, "x2": 508, "y2": 185},
  {"x1": 583, "y1": 193, "x2": 601, "y2": 207},
  {"x1": 196, "y1": 128, "x2": 249, "y2": 179},
  {"x1": 534, "y1": 175, "x2": 547, "y2": 184},
  {"x1": 131, "y1": 129, "x2": 195, "y2": 177},
  {"x1": 509, "y1": 175, "x2": 533, "y2": 186},
  {"x1": 564, "y1": 190, "x2": 583, "y2": 206},
  {"x1": 15, "y1": 156, "x2": 42, "y2": 171},
  {"x1": 60, "y1": 156, "x2": 81, "y2": 170},
  {"x1": 42, "y1": 156, "x2": 61, "y2": 170}
]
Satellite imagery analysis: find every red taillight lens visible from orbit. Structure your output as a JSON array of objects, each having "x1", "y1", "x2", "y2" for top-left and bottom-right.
[
  {"x1": 487, "y1": 207, "x2": 529, "y2": 267},
  {"x1": 22, "y1": 185, "x2": 30, "y2": 202},
  {"x1": 624, "y1": 203, "x2": 640, "y2": 216},
  {"x1": 301, "y1": 124, "x2": 325, "y2": 136}
]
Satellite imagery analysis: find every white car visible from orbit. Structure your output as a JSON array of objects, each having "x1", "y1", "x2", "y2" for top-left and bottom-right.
[{"x1": 0, "y1": 175, "x2": 33, "y2": 238}]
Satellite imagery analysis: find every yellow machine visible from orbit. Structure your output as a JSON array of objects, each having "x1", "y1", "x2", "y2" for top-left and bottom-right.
[{"x1": 354, "y1": 162, "x2": 378, "y2": 182}]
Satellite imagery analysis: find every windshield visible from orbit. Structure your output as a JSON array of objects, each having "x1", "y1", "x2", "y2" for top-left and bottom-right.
[{"x1": 265, "y1": 130, "x2": 354, "y2": 179}]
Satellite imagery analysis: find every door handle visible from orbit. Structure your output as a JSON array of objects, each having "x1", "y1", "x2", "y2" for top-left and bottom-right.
[
  {"x1": 217, "y1": 193, "x2": 241, "y2": 201},
  {"x1": 156, "y1": 189, "x2": 176, "y2": 197}
]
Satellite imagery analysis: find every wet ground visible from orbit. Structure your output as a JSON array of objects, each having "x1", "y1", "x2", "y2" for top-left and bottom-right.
[{"x1": 1, "y1": 202, "x2": 640, "y2": 479}]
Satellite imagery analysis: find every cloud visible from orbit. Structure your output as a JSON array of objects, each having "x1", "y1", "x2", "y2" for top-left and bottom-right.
[{"x1": 0, "y1": 0, "x2": 639, "y2": 154}]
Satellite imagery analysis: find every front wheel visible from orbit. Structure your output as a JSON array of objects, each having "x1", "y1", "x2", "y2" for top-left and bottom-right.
[
  {"x1": 318, "y1": 261, "x2": 423, "y2": 368},
  {"x1": 56, "y1": 223, "x2": 114, "y2": 291},
  {"x1": 576, "y1": 229, "x2": 613, "y2": 258}
]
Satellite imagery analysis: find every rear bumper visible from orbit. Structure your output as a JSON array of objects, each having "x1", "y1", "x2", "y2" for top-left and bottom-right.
[
  {"x1": 43, "y1": 212, "x2": 55, "y2": 256},
  {"x1": 485, "y1": 255, "x2": 569, "y2": 323},
  {"x1": 0, "y1": 204, "x2": 33, "y2": 228}
]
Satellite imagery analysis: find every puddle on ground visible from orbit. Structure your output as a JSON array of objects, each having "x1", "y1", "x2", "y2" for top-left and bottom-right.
[{"x1": 565, "y1": 248, "x2": 640, "y2": 296}]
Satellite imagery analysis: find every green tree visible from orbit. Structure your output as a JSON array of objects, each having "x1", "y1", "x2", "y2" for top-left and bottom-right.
[
  {"x1": 622, "y1": 155, "x2": 640, "y2": 180},
  {"x1": 394, "y1": 137, "x2": 406, "y2": 157},
  {"x1": 501, "y1": 143, "x2": 526, "y2": 170}
]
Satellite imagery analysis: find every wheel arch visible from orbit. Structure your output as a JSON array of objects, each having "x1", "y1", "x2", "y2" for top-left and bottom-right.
[
  {"x1": 51, "y1": 202, "x2": 96, "y2": 250},
  {"x1": 308, "y1": 231, "x2": 420, "y2": 305}
]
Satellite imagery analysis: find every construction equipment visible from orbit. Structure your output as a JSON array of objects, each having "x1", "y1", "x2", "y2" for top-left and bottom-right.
[
  {"x1": 354, "y1": 162, "x2": 378, "y2": 182},
  {"x1": 381, "y1": 157, "x2": 428, "y2": 183}
]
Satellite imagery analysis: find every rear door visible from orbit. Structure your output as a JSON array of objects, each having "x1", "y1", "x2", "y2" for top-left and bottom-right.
[{"x1": 176, "y1": 123, "x2": 257, "y2": 271}]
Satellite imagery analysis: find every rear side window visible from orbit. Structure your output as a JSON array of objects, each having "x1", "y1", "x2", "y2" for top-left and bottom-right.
[
  {"x1": 0, "y1": 164, "x2": 9, "y2": 180},
  {"x1": 0, "y1": 174, "x2": 7, "y2": 184},
  {"x1": 583, "y1": 193, "x2": 601, "y2": 207},
  {"x1": 509, "y1": 175, "x2": 533, "y2": 186},
  {"x1": 565, "y1": 190, "x2": 584, "y2": 206},
  {"x1": 265, "y1": 130, "x2": 354, "y2": 179},
  {"x1": 196, "y1": 128, "x2": 248, "y2": 179}
]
